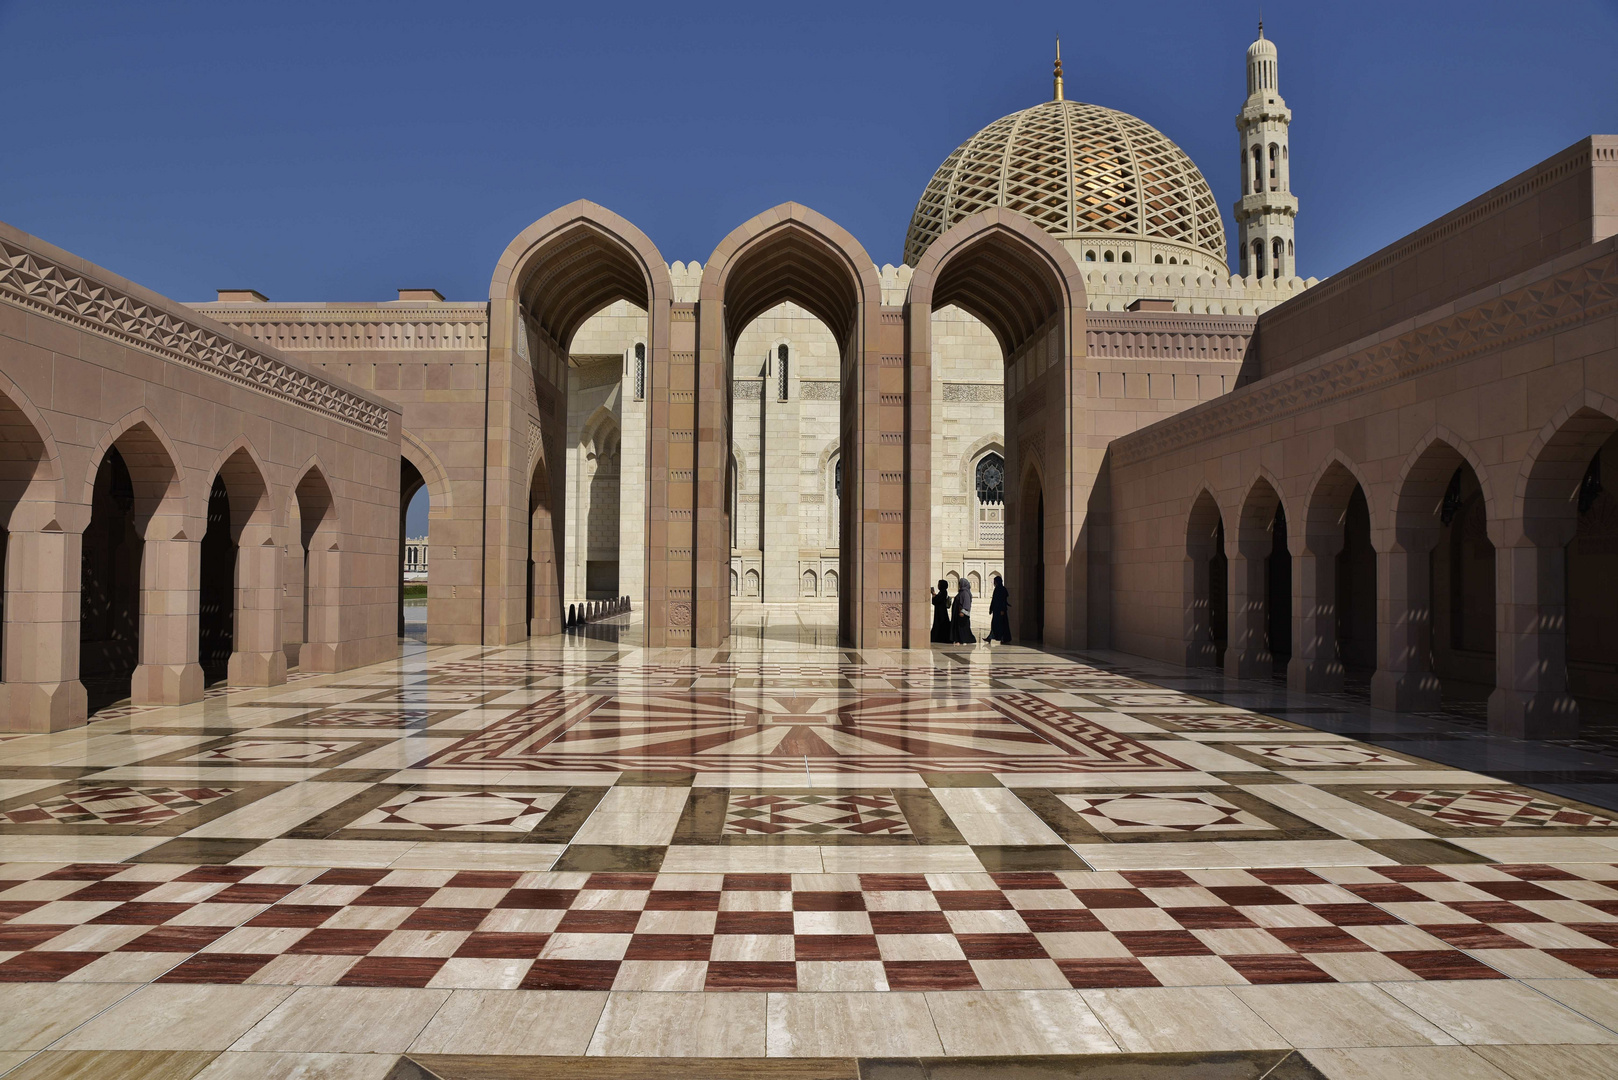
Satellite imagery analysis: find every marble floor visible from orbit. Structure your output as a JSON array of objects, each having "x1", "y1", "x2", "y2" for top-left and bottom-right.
[{"x1": 0, "y1": 609, "x2": 1616, "y2": 1078}]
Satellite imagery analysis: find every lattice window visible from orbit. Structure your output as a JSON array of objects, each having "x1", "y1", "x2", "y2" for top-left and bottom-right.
[
  {"x1": 633, "y1": 342, "x2": 645, "y2": 401},
  {"x1": 777, "y1": 343, "x2": 789, "y2": 401},
  {"x1": 975, "y1": 453, "x2": 1005, "y2": 546}
]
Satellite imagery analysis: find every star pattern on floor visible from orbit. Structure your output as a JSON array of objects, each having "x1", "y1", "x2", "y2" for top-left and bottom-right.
[
  {"x1": 1368, "y1": 788, "x2": 1618, "y2": 829},
  {"x1": 353, "y1": 791, "x2": 563, "y2": 832},
  {"x1": 723, "y1": 793, "x2": 913, "y2": 836},
  {"x1": 1057, "y1": 792, "x2": 1275, "y2": 833},
  {"x1": 0, "y1": 784, "x2": 239, "y2": 826}
]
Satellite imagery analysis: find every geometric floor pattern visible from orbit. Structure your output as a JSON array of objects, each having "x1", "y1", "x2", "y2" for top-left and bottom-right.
[{"x1": 1, "y1": 607, "x2": 1617, "y2": 1075}]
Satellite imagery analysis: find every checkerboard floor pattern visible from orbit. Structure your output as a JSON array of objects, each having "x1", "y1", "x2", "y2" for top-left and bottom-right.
[{"x1": 2, "y1": 860, "x2": 1614, "y2": 991}]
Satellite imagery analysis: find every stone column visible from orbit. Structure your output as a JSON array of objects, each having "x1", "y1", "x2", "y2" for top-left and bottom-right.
[
  {"x1": 2, "y1": 526, "x2": 88, "y2": 731},
  {"x1": 131, "y1": 531, "x2": 203, "y2": 706},
  {"x1": 227, "y1": 524, "x2": 287, "y2": 687},
  {"x1": 1489, "y1": 525, "x2": 1579, "y2": 738},
  {"x1": 1289, "y1": 530, "x2": 1345, "y2": 692},
  {"x1": 1369, "y1": 532, "x2": 1441, "y2": 712},
  {"x1": 300, "y1": 541, "x2": 342, "y2": 672},
  {"x1": 1224, "y1": 535, "x2": 1270, "y2": 679}
]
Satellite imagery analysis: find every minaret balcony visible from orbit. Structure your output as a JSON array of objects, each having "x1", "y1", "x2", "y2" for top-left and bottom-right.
[{"x1": 1235, "y1": 191, "x2": 1299, "y2": 217}]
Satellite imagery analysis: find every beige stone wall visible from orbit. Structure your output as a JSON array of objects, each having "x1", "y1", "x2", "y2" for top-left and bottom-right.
[{"x1": 0, "y1": 221, "x2": 403, "y2": 731}]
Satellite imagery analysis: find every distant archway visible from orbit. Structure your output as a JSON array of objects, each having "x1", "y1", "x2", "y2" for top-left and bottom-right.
[
  {"x1": 699, "y1": 204, "x2": 879, "y2": 646},
  {"x1": 1184, "y1": 490, "x2": 1225, "y2": 667},
  {"x1": 907, "y1": 208, "x2": 1087, "y2": 648}
]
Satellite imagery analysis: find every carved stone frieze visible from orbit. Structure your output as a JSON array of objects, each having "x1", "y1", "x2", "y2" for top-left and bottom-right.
[
  {"x1": 799, "y1": 380, "x2": 840, "y2": 400},
  {"x1": 0, "y1": 239, "x2": 392, "y2": 434},
  {"x1": 942, "y1": 382, "x2": 1004, "y2": 402},
  {"x1": 1113, "y1": 252, "x2": 1618, "y2": 466},
  {"x1": 203, "y1": 309, "x2": 489, "y2": 352}
]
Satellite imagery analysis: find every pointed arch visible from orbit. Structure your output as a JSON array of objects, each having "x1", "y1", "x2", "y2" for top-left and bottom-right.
[
  {"x1": 1301, "y1": 450, "x2": 1378, "y2": 544},
  {"x1": 1513, "y1": 390, "x2": 1618, "y2": 546},
  {"x1": 1393, "y1": 427, "x2": 1498, "y2": 543},
  {"x1": 0, "y1": 371, "x2": 62, "y2": 527},
  {"x1": 907, "y1": 208, "x2": 1089, "y2": 650},
  {"x1": 400, "y1": 430, "x2": 453, "y2": 513},
  {"x1": 698, "y1": 203, "x2": 882, "y2": 648},
  {"x1": 80, "y1": 408, "x2": 187, "y2": 531}
]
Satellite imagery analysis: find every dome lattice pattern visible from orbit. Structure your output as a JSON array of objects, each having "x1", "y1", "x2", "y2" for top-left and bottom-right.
[{"x1": 905, "y1": 100, "x2": 1226, "y2": 269}]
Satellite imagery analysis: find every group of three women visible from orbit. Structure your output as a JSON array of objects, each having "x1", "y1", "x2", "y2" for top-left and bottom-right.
[{"x1": 930, "y1": 574, "x2": 1009, "y2": 645}]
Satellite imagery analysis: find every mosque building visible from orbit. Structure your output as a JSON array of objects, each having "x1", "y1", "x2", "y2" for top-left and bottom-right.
[{"x1": 0, "y1": 23, "x2": 1611, "y2": 747}]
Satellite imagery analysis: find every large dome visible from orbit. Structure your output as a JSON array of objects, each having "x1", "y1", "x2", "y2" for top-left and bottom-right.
[{"x1": 904, "y1": 99, "x2": 1227, "y2": 271}]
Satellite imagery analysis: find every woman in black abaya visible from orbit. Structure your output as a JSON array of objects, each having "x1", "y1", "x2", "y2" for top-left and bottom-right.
[
  {"x1": 930, "y1": 579, "x2": 953, "y2": 643},
  {"x1": 987, "y1": 574, "x2": 1011, "y2": 643}
]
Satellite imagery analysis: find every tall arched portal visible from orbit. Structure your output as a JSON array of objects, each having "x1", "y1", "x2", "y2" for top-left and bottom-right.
[
  {"x1": 488, "y1": 203, "x2": 672, "y2": 643},
  {"x1": 698, "y1": 205, "x2": 884, "y2": 647},
  {"x1": 906, "y1": 209, "x2": 1087, "y2": 648}
]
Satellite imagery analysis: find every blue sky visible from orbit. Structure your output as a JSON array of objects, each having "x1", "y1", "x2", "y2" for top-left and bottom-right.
[{"x1": 2, "y1": 0, "x2": 1615, "y2": 536}]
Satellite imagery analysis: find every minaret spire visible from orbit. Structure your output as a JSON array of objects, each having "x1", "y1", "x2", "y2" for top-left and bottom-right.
[{"x1": 1053, "y1": 38, "x2": 1064, "y2": 102}]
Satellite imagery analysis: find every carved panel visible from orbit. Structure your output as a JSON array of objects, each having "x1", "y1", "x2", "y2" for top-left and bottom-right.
[
  {"x1": 0, "y1": 239, "x2": 393, "y2": 434},
  {"x1": 943, "y1": 382, "x2": 1004, "y2": 402},
  {"x1": 799, "y1": 380, "x2": 841, "y2": 400}
]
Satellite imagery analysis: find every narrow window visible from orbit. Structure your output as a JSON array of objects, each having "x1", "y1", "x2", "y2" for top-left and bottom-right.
[
  {"x1": 1154, "y1": 254, "x2": 1164, "y2": 264},
  {"x1": 1251, "y1": 146, "x2": 1262, "y2": 194},
  {"x1": 1268, "y1": 144, "x2": 1279, "y2": 190},
  {"x1": 776, "y1": 343, "x2": 789, "y2": 401},
  {"x1": 833, "y1": 457, "x2": 841, "y2": 499},
  {"x1": 1272, "y1": 237, "x2": 1284, "y2": 279},
  {"x1": 633, "y1": 342, "x2": 645, "y2": 400},
  {"x1": 1103, "y1": 250, "x2": 1114, "y2": 263},
  {"x1": 1252, "y1": 239, "x2": 1265, "y2": 278},
  {"x1": 1121, "y1": 251, "x2": 1133, "y2": 263}
]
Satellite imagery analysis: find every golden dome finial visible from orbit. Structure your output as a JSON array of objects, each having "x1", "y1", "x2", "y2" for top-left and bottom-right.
[{"x1": 1053, "y1": 37, "x2": 1064, "y2": 101}]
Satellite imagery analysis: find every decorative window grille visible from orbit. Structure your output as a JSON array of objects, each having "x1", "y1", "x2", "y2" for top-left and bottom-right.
[
  {"x1": 833, "y1": 457, "x2": 841, "y2": 499},
  {"x1": 975, "y1": 453, "x2": 1005, "y2": 545},
  {"x1": 777, "y1": 344, "x2": 789, "y2": 401},
  {"x1": 633, "y1": 343, "x2": 645, "y2": 400}
]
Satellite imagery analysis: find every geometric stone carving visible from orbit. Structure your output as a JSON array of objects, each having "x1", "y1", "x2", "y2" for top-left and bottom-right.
[{"x1": 0, "y1": 239, "x2": 392, "y2": 435}]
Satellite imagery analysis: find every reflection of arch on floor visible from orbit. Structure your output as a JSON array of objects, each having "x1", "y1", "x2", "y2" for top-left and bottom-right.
[
  {"x1": 491, "y1": 201, "x2": 672, "y2": 642},
  {"x1": 700, "y1": 203, "x2": 880, "y2": 645},
  {"x1": 1184, "y1": 489, "x2": 1225, "y2": 668},
  {"x1": 906, "y1": 207, "x2": 1087, "y2": 648}
]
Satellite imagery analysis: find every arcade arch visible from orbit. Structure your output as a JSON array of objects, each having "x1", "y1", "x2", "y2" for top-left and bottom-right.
[
  {"x1": 698, "y1": 205, "x2": 881, "y2": 645},
  {"x1": 906, "y1": 209, "x2": 1088, "y2": 647},
  {"x1": 489, "y1": 202, "x2": 671, "y2": 643},
  {"x1": 1184, "y1": 490, "x2": 1226, "y2": 668}
]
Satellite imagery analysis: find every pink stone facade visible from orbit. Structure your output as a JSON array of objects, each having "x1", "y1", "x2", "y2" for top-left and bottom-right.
[
  {"x1": 1106, "y1": 137, "x2": 1618, "y2": 738},
  {"x1": 0, "y1": 223, "x2": 402, "y2": 731}
]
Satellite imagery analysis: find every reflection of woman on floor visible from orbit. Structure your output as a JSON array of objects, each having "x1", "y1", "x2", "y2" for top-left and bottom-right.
[
  {"x1": 987, "y1": 574, "x2": 1011, "y2": 643},
  {"x1": 951, "y1": 578, "x2": 975, "y2": 644},
  {"x1": 930, "y1": 579, "x2": 953, "y2": 643}
]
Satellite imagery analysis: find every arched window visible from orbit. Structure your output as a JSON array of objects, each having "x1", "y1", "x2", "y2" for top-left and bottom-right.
[
  {"x1": 777, "y1": 343, "x2": 789, "y2": 401},
  {"x1": 1268, "y1": 144, "x2": 1279, "y2": 191},
  {"x1": 1287, "y1": 239, "x2": 1294, "y2": 258},
  {"x1": 729, "y1": 455, "x2": 739, "y2": 548},
  {"x1": 824, "y1": 569, "x2": 838, "y2": 596},
  {"x1": 1251, "y1": 239, "x2": 1265, "y2": 278},
  {"x1": 975, "y1": 452, "x2": 1005, "y2": 547},
  {"x1": 1272, "y1": 237, "x2": 1285, "y2": 279},
  {"x1": 633, "y1": 342, "x2": 645, "y2": 401},
  {"x1": 802, "y1": 570, "x2": 818, "y2": 596},
  {"x1": 1154, "y1": 254, "x2": 1164, "y2": 264},
  {"x1": 1121, "y1": 251, "x2": 1132, "y2": 263},
  {"x1": 833, "y1": 457, "x2": 841, "y2": 499},
  {"x1": 1084, "y1": 250, "x2": 1096, "y2": 262},
  {"x1": 1168, "y1": 257, "x2": 1178, "y2": 265},
  {"x1": 1251, "y1": 146, "x2": 1262, "y2": 194},
  {"x1": 730, "y1": 569, "x2": 739, "y2": 596},
  {"x1": 744, "y1": 569, "x2": 759, "y2": 597},
  {"x1": 1103, "y1": 250, "x2": 1114, "y2": 263}
]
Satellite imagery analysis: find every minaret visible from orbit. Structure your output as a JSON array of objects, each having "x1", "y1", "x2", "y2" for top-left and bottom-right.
[{"x1": 1234, "y1": 22, "x2": 1298, "y2": 280}]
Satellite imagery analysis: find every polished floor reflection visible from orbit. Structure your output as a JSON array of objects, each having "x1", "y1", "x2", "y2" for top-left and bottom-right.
[{"x1": 0, "y1": 609, "x2": 1614, "y2": 1078}]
